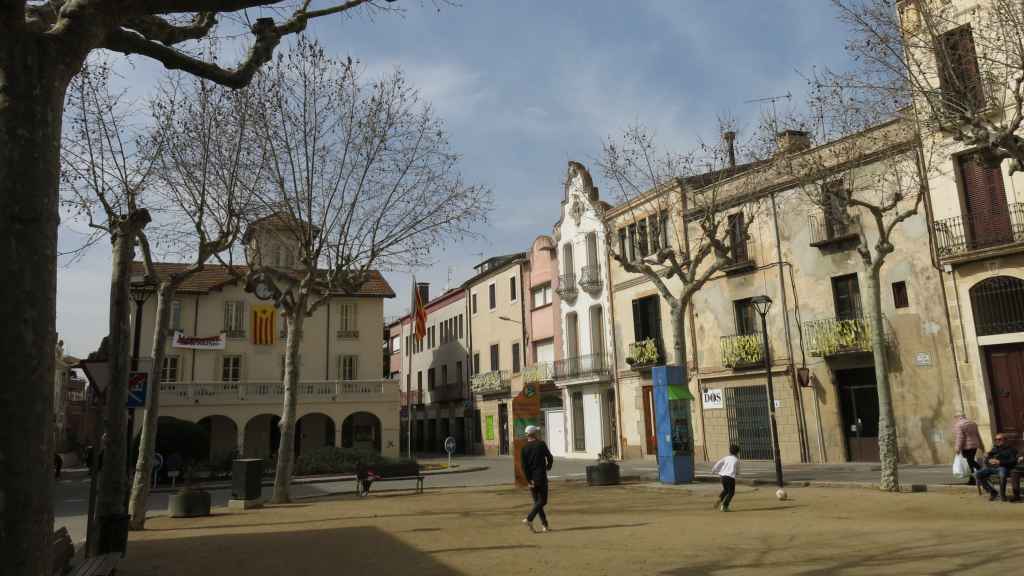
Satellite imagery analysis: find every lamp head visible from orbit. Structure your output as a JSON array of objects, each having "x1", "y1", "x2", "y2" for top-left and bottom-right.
[
  {"x1": 750, "y1": 294, "x2": 772, "y2": 316},
  {"x1": 129, "y1": 283, "x2": 152, "y2": 305}
]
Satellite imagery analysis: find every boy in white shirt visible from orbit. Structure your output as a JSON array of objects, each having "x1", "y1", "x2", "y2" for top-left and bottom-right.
[{"x1": 711, "y1": 444, "x2": 741, "y2": 512}]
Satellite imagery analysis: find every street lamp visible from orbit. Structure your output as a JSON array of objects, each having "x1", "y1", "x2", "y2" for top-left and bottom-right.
[
  {"x1": 750, "y1": 295, "x2": 785, "y2": 495},
  {"x1": 129, "y1": 284, "x2": 152, "y2": 372}
]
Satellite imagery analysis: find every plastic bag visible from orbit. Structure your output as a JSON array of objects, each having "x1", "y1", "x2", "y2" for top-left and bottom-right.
[{"x1": 952, "y1": 454, "x2": 970, "y2": 479}]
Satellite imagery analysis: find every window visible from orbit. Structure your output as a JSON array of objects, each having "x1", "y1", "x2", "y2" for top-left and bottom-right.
[
  {"x1": 959, "y1": 153, "x2": 1011, "y2": 250},
  {"x1": 170, "y1": 300, "x2": 183, "y2": 332},
  {"x1": 428, "y1": 367, "x2": 436, "y2": 390},
  {"x1": 832, "y1": 274, "x2": 863, "y2": 320},
  {"x1": 488, "y1": 283, "x2": 496, "y2": 310},
  {"x1": 340, "y1": 355, "x2": 358, "y2": 380},
  {"x1": 472, "y1": 293, "x2": 478, "y2": 315},
  {"x1": 618, "y1": 228, "x2": 628, "y2": 262},
  {"x1": 405, "y1": 335, "x2": 410, "y2": 357},
  {"x1": 627, "y1": 224, "x2": 638, "y2": 262},
  {"x1": 589, "y1": 305, "x2": 604, "y2": 360},
  {"x1": 566, "y1": 312, "x2": 579, "y2": 359},
  {"x1": 727, "y1": 213, "x2": 748, "y2": 262},
  {"x1": 441, "y1": 365, "x2": 448, "y2": 386},
  {"x1": 892, "y1": 281, "x2": 909, "y2": 309},
  {"x1": 822, "y1": 181, "x2": 849, "y2": 239},
  {"x1": 161, "y1": 356, "x2": 180, "y2": 383},
  {"x1": 338, "y1": 303, "x2": 357, "y2": 337},
  {"x1": 632, "y1": 295, "x2": 662, "y2": 344},
  {"x1": 459, "y1": 314, "x2": 464, "y2": 340},
  {"x1": 532, "y1": 284, "x2": 552, "y2": 308},
  {"x1": 572, "y1": 391, "x2": 586, "y2": 452},
  {"x1": 938, "y1": 24, "x2": 983, "y2": 112},
  {"x1": 490, "y1": 344, "x2": 500, "y2": 371},
  {"x1": 648, "y1": 212, "x2": 666, "y2": 253},
  {"x1": 637, "y1": 219, "x2": 649, "y2": 257},
  {"x1": 734, "y1": 298, "x2": 758, "y2": 335},
  {"x1": 510, "y1": 276, "x2": 518, "y2": 302},
  {"x1": 586, "y1": 232, "x2": 599, "y2": 267},
  {"x1": 473, "y1": 353, "x2": 480, "y2": 375},
  {"x1": 456, "y1": 360, "x2": 463, "y2": 383},
  {"x1": 221, "y1": 355, "x2": 242, "y2": 382},
  {"x1": 417, "y1": 371, "x2": 422, "y2": 397},
  {"x1": 391, "y1": 335, "x2": 401, "y2": 353},
  {"x1": 512, "y1": 343, "x2": 521, "y2": 373},
  {"x1": 224, "y1": 301, "x2": 245, "y2": 336}
]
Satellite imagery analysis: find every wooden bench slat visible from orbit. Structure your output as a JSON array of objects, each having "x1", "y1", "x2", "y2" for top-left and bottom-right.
[{"x1": 71, "y1": 553, "x2": 119, "y2": 576}]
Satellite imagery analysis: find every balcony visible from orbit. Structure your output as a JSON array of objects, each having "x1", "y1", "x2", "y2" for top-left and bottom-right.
[
  {"x1": 804, "y1": 316, "x2": 885, "y2": 357},
  {"x1": 400, "y1": 389, "x2": 421, "y2": 406},
  {"x1": 556, "y1": 273, "x2": 577, "y2": 300},
  {"x1": 721, "y1": 242, "x2": 754, "y2": 274},
  {"x1": 578, "y1": 265, "x2": 603, "y2": 292},
  {"x1": 470, "y1": 370, "x2": 512, "y2": 395},
  {"x1": 158, "y1": 379, "x2": 395, "y2": 406},
  {"x1": 625, "y1": 338, "x2": 662, "y2": 370},
  {"x1": 554, "y1": 353, "x2": 610, "y2": 381},
  {"x1": 809, "y1": 213, "x2": 859, "y2": 248},
  {"x1": 523, "y1": 362, "x2": 554, "y2": 384},
  {"x1": 934, "y1": 203, "x2": 1024, "y2": 259},
  {"x1": 430, "y1": 382, "x2": 467, "y2": 402},
  {"x1": 720, "y1": 332, "x2": 765, "y2": 369}
]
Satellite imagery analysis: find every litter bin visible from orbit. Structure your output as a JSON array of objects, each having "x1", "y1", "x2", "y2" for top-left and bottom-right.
[
  {"x1": 97, "y1": 513, "x2": 130, "y2": 556},
  {"x1": 232, "y1": 458, "x2": 263, "y2": 501}
]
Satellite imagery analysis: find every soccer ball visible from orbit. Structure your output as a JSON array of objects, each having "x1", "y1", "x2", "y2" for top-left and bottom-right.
[{"x1": 775, "y1": 488, "x2": 788, "y2": 501}]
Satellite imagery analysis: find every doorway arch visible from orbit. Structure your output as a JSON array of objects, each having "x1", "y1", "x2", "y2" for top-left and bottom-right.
[{"x1": 341, "y1": 412, "x2": 382, "y2": 454}]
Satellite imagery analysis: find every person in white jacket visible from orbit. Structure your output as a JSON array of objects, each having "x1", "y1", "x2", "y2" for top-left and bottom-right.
[{"x1": 712, "y1": 444, "x2": 741, "y2": 512}]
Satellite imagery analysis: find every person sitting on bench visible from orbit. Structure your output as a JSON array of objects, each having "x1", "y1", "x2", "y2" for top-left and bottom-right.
[
  {"x1": 976, "y1": 433, "x2": 1018, "y2": 502},
  {"x1": 357, "y1": 466, "x2": 381, "y2": 497},
  {"x1": 1010, "y1": 454, "x2": 1023, "y2": 503}
]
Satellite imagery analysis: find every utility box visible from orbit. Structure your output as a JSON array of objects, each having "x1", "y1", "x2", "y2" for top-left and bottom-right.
[
  {"x1": 653, "y1": 365, "x2": 695, "y2": 484},
  {"x1": 231, "y1": 458, "x2": 263, "y2": 501}
]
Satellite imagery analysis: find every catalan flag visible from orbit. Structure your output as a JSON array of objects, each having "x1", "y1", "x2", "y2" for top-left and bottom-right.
[
  {"x1": 413, "y1": 277, "x2": 427, "y2": 342},
  {"x1": 253, "y1": 305, "x2": 276, "y2": 345}
]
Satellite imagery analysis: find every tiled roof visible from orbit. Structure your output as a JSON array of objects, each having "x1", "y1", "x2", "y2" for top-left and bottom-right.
[{"x1": 128, "y1": 262, "x2": 395, "y2": 298}]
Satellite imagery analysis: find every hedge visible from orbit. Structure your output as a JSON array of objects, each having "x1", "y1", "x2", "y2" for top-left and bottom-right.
[{"x1": 294, "y1": 447, "x2": 417, "y2": 476}]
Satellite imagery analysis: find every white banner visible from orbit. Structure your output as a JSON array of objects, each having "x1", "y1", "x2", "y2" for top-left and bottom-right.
[
  {"x1": 702, "y1": 388, "x2": 724, "y2": 410},
  {"x1": 171, "y1": 331, "x2": 226, "y2": 350}
]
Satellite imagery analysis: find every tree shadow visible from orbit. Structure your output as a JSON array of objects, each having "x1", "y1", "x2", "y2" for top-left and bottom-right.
[
  {"x1": 725, "y1": 504, "x2": 805, "y2": 513},
  {"x1": 553, "y1": 522, "x2": 650, "y2": 532},
  {"x1": 122, "y1": 525, "x2": 464, "y2": 575},
  {"x1": 428, "y1": 544, "x2": 539, "y2": 554}
]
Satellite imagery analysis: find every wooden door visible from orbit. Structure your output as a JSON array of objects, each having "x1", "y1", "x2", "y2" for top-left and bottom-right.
[
  {"x1": 498, "y1": 403, "x2": 510, "y2": 456},
  {"x1": 643, "y1": 385, "x2": 657, "y2": 455},
  {"x1": 960, "y1": 154, "x2": 1011, "y2": 249},
  {"x1": 837, "y1": 368, "x2": 880, "y2": 462},
  {"x1": 985, "y1": 344, "x2": 1024, "y2": 448}
]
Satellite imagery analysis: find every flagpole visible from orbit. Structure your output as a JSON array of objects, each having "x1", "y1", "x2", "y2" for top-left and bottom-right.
[{"x1": 407, "y1": 275, "x2": 414, "y2": 461}]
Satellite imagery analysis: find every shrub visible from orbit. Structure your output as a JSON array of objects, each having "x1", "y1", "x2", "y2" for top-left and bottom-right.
[
  {"x1": 154, "y1": 417, "x2": 210, "y2": 469},
  {"x1": 294, "y1": 447, "x2": 417, "y2": 476}
]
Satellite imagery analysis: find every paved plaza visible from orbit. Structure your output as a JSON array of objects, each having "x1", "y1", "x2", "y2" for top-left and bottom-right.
[{"x1": 115, "y1": 480, "x2": 1022, "y2": 576}]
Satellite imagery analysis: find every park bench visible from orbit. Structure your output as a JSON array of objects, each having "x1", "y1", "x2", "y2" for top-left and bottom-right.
[
  {"x1": 354, "y1": 463, "x2": 424, "y2": 494},
  {"x1": 69, "y1": 553, "x2": 120, "y2": 576}
]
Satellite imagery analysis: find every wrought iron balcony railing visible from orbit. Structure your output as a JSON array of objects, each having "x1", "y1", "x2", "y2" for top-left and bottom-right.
[
  {"x1": 934, "y1": 203, "x2": 1024, "y2": 258},
  {"x1": 556, "y1": 273, "x2": 577, "y2": 300},
  {"x1": 720, "y1": 332, "x2": 765, "y2": 368},
  {"x1": 554, "y1": 353, "x2": 610, "y2": 381},
  {"x1": 625, "y1": 338, "x2": 662, "y2": 369},
  {"x1": 804, "y1": 315, "x2": 885, "y2": 357},
  {"x1": 523, "y1": 362, "x2": 554, "y2": 384},
  {"x1": 470, "y1": 370, "x2": 512, "y2": 395},
  {"x1": 578, "y1": 264, "x2": 603, "y2": 292},
  {"x1": 809, "y1": 213, "x2": 859, "y2": 247},
  {"x1": 158, "y1": 379, "x2": 395, "y2": 406}
]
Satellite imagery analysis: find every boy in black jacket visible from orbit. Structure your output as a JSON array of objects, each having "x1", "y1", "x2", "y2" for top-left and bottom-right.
[
  {"x1": 521, "y1": 425, "x2": 554, "y2": 532},
  {"x1": 976, "y1": 433, "x2": 1019, "y2": 501}
]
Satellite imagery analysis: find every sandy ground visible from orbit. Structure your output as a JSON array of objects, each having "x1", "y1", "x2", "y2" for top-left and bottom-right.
[{"x1": 119, "y1": 482, "x2": 1023, "y2": 576}]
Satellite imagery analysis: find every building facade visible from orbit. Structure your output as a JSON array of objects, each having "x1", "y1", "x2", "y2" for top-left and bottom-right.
[
  {"x1": 130, "y1": 261, "x2": 400, "y2": 463},
  {"x1": 523, "y1": 236, "x2": 565, "y2": 452},
  {"x1": 551, "y1": 162, "x2": 620, "y2": 459}
]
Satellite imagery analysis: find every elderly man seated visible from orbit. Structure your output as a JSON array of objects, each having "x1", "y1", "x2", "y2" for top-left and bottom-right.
[{"x1": 976, "y1": 433, "x2": 1019, "y2": 502}]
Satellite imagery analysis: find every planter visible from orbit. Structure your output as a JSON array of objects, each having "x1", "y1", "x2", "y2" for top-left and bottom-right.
[
  {"x1": 585, "y1": 462, "x2": 621, "y2": 486},
  {"x1": 169, "y1": 490, "x2": 211, "y2": 518}
]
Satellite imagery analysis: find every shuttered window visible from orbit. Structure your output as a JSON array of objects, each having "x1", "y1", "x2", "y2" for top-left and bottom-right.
[
  {"x1": 224, "y1": 301, "x2": 245, "y2": 336},
  {"x1": 938, "y1": 25, "x2": 983, "y2": 112},
  {"x1": 960, "y1": 153, "x2": 1011, "y2": 249},
  {"x1": 170, "y1": 300, "x2": 183, "y2": 332},
  {"x1": 728, "y1": 213, "x2": 747, "y2": 262}
]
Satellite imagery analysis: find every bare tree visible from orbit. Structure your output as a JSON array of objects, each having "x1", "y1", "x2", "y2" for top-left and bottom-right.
[
  {"x1": 599, "y1": 123, "x2": 772, "y2": 369},
  {"x1": 2, "y1": 2, "x2": 412, "y2": 571},
  {"x1": 826, "y1": 0, "x2": 1024, "y2": 170},
  {"x1": 60, "y1": 62, "x2": 157, "y2": 553},
  {"x1": 127, "y1": 74, "x2": 262, "y2": 529},
  {"x1": 244, "y1": 39, "x2": 490, "y2": 503},
  {"x1": 780, "y1": 95, "x2": 936, "y2": 491}
]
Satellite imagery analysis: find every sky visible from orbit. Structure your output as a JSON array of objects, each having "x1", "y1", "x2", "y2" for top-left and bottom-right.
[{"x1": 55, "y1": 0, "x2": 857, "y2": 357}]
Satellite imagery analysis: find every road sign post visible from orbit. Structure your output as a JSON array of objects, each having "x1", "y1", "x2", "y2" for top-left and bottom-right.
[{"x1": 444, "y1": 436, "x2": 456, "y2": 469}]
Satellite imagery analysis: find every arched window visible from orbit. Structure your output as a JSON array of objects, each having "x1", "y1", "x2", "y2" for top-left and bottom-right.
[{"x1": 969, "y1": 276, "x2": 1024, "y2": 336}]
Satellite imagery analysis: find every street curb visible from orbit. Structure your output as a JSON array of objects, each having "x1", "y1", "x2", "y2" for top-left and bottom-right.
[
  {"x1": 688, "y1": 474, "x2": 973, "y2": 494},
  {"x1": 150, "y1": 465, "x2": 489, "y2": 494}
]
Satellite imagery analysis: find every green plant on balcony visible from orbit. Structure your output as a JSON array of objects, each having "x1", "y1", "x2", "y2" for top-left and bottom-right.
[
  {"x1": 722, "y1": 334, "x2": 763, "y2": 368},
  {"x1": 626, "y1": 338, "x2": 660, "y2": 368},
  {"x1": 811, "y1": 318, "x2": 873, "y2": 356}
]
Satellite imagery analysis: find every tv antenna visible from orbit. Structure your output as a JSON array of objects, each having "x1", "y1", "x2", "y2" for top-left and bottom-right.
[{"x1": 744, "y1": 91, "x2": 792, "y2": 125}]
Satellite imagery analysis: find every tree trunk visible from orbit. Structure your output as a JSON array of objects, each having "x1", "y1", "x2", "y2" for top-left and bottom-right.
[
  {"x1": 0, "y1": 37, "x2": 76, "y2": 576},
  {"x1": 93, "y1": 227, "x2": 137, "y2": 542},
  {"x1": 128, "y1": 282, "x2": 174, "y2": 529},
  {"x1": 865, "y1": 266, "x2": 900, "y2": 491},
  {"x1": 669, "y1": 301, "x2": 686, "y2": 367},
  {"x1": 272, "y1": 309, "x2": 305, "y2": 503}
]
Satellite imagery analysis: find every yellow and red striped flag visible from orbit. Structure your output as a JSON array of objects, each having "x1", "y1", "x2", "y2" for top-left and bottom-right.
[{"x1": 253, "y1": 305, "x2": 276, "y2": 345}]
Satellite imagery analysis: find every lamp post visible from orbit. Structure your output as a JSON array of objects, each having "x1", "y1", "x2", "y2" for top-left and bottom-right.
[
  {"x1": 127, "y1": 284, "x2": 151, "y2": 504},
  {"x1": 79, "y1": 358, "x2": 110, "y2": 557},
  {"x1": 750, "y1": 295, "x2": 785, "y2": 494}
]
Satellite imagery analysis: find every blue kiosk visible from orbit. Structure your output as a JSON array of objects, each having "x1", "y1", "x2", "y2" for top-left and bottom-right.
[{"x1": 653, "y1": 364, "x2": 695, "y2": 484}]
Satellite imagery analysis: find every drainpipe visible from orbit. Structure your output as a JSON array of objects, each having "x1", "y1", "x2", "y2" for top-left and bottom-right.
[
  {"x1": 326, "y1": 299, "x2": 331, "y2": 380},
  {"x1": 783, "y1": 261, "x2": 824, "y2": 463},
  {"x1": 770, "y1": 191, "x2": 810, "y2": 463}
]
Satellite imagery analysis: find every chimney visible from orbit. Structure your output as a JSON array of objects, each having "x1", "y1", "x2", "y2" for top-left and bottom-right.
[
  {"x1": 723, "y1": 131, "x2": 737, "y2": 168},
  {"x1": 776, "y1": 129, "x2": 811, "y2": 155},
  {"x1": 416, "y1": 282, "x2": 430, "y2": 305}
]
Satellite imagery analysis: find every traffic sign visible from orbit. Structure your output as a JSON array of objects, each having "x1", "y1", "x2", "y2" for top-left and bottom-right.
[
  {"x1": 444, "y1": 436, "x2": 456, "y2": 454},
  {"x1": 127, "y1": 372, "x2": 148, "y2": 408}
]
